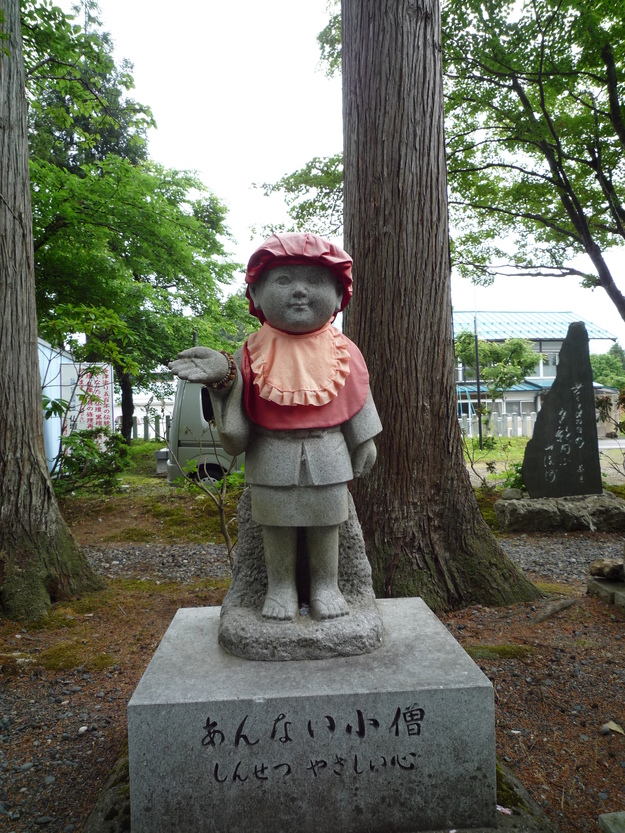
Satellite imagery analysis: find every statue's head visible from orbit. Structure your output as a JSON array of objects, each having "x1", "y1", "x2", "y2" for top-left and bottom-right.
[{"x1": 245, "y1": 233, "x2": 353, "y2": 328}]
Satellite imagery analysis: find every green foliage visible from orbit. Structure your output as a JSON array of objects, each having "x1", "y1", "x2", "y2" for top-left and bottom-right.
[
  {"x1": 125, "y1": 439, "x2": 164, "y2": 475},
  {"x1": 316, "y1": 5, "x2": 341, "y2": 78},
  {"x1": 443, "y1": 0, "x2": 625, "y2": 302},
  {"x1": 462, "y1": 436, "x2": 528, "y2": 491},
  {"x1": 25, "y1": 0, "x2": 248, "y2": 406},
  {"x1": 32, "y1": 156, "x2": 234, "y2": 319},
  {"x1": 609, "y1": 342, "x2": 625, "y2": 369},
  {"x1": 590, "y1": 351, "x2": 625, "y2": 388},
  {"x1": 265, "y1": 0, "x2": 625, "y2": 324},
  {"x1": 39, "y1": 303, "x2": 138, "y2": 373},
  {"x1": 196, "y1": 288, "x2": 261, "y2": 354},
  {"x1": 502, "y1": 462, "x2": 525, "y2": 491},
  {"x1": 54, "y1": 426, "x2": 130, "y2": 494},
  {"x1": 41, "y1": 395, "x2": 69, "y2": 421},
  {"x1": 22, "y1": 0, "x2": 153, "y2": 167},
  {"x1": 254, "y1": 154, "x2": 343, "y2": 238},
  {"x1": 455, "y1": 331, "x2": 540, "y2": 400}
]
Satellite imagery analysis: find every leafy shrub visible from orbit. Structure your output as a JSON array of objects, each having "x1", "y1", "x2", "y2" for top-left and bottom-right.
[
  {"x1": 54, "y1": 427, "x2": 129, "y2": 494},
  {"x1": 502, "y1": 462, "x2": 525, "y2": 491}
]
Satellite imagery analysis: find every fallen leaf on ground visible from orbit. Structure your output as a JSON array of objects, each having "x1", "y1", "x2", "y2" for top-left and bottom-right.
[{"x1": 601, "y1": 721, "x2": 625, "y2": 735}]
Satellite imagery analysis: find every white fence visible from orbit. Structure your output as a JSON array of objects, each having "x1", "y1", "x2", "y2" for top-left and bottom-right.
[
  {"x1": 131, "y1": 415, "x2": 171, "y2": 442},
  {"x1": 459, "y1": 412, "x2": 537, "y2": 439}
]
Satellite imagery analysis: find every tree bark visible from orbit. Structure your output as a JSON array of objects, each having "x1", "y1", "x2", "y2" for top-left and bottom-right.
[
  {"x1": 341, "y1": 0, "x2": 540, "y2": 609},
  {"x1": 116, "y1": 368, "x2": 135, "y2": 444},
  {"x1": 0, "y1": 1, "x2": 102, "y2": 620}
]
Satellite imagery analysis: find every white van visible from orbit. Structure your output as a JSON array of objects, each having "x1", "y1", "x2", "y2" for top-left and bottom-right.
[{"x1": 166, "y1": 380, "x2": 243, "y2": 484}]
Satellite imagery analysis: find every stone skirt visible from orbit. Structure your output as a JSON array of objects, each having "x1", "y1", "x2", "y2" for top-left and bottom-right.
[{"x1": 250, "y1": 483, "x2": 349, "y2": 527}]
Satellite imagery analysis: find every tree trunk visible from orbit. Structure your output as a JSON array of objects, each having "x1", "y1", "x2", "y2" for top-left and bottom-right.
[
  {"x1": 341, "y1": 0, "x2": 540, "y2": 609},
  {"x1": 0, "y1": 1, "x2": 102, "y2": 620},
  {"x1": 116, "y1": 368, "x2": 135, "y2": 444}
]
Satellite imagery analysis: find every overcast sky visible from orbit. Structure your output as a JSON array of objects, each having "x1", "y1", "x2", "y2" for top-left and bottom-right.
[{"x1": 56, "y1": 0, "x2": 624, "y2": 351}]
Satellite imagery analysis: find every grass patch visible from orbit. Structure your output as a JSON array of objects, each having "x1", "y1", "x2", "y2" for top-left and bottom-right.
[
  {"x1": 26, "y1": 590, "x2": 114, "y2": 632},
  {"x1": 465, "y1": 643, "x2": 535, "y2": 660},
  {"x1": 147, "y1": 493, "x2": 239, "y2": 544},
  {"x1": 104, "y1": 527, "x2": 155, "y2": 543},
  {"x1": 39, "y1": 641, "x2": 117, "y2": 671},
  {"x1": 57, "y1": 435, "x2": 244, "y2": 548},
  {"x1": 38, "y1": 642, "x2": 89, "y2": 671},
  {"x1": 117, "y1": 578, "x2": 181, "y2": 594},
  {"x1": 87, "y1": 652, "x2": 117, "y2": 670},
  {"x1": 532, "y1": 580, "x2": 579, "y2": 596},
  {"x1": 64, "y1": 591, "x2": 113, "y2": 615},
  {"x1": 463, "y1": 436, "x2": 529, "y2": 465},
  {"x1": 605, "y1": 483, "x2": 625, "y2": 499},
  {"x1": 26, "y1": 610, "x2": 80, "y2": 631},
  {"x1": 125, "y1": 440, "x2": 165, "y2": 476}
]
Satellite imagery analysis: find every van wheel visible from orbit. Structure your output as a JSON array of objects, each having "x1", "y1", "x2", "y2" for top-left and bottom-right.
[{"x1": 196, "y1": 463, "x2": 225, "y2": 483}]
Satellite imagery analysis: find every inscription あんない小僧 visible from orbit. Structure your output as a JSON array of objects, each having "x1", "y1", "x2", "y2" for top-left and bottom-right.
[
  {"x1": 522, "y1": 322, "x2": 602, "y2": 498},
  {"x1": 200, "y1": 704, "x2": 425, "y2": 785}
]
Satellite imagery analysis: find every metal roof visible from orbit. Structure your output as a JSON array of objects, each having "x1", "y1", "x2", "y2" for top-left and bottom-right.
[
  {"x1": 456, "y1": 378, "x2": 607, "y2": 394},
  {"x1": 457, "y1": 381, "x2": 544, "y2": 394},
  {"x1": 452, "y1": 311, "x2": 616, "y2": 341}
]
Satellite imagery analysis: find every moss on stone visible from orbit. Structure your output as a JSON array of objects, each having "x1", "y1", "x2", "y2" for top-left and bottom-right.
[
  {"x1": 496, "y1": 760, "x2": 528, "y2": 811},
  {"x1": 466, "y1": 643, "x2": 536, "y2": 660}
]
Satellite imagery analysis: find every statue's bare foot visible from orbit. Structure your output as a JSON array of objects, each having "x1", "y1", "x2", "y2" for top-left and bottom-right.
[
  {"x1": 262, "y1": 590, "x2": 298, "y2": 621},
  {"x1": 310, "y1": 588, "x2": 349, "y2": 620}
]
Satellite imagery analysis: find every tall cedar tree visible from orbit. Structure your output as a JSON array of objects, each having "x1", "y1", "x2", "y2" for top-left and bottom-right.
[
  {"x1": 341, "y1": 0, "x2": 540, "y2": 608},
  {"x1": 0, "y1": 1, "x2": 101, "y2": 620}
]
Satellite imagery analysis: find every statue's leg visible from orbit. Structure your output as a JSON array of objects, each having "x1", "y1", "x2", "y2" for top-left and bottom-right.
[
  {"x1": 261, "y1": 525, "x2": 299, "y2": 620},
  {"x1": 307, "y1": 525, "x2": 349, "y2": 620}
]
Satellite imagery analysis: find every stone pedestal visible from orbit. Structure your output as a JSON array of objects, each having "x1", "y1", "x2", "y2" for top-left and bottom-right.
[{"x1": 128, "y1": 599, "x2": 496, "y2": 833}]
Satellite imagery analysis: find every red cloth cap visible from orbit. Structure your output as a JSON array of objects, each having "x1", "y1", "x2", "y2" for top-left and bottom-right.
[{"x1": 245, "y1": 233, "x2": 353, "y2": 323}]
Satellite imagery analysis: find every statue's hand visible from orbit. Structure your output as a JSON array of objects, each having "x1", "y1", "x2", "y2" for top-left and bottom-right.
[
  {"x1": 169, "y1": 347, "x2": 230, "y2": 386},
  {"x1": 351, "y1": 438, "x2": 377, "y2": 478}
]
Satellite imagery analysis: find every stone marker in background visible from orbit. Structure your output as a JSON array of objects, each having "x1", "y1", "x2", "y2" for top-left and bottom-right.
[{"x1": 522, "y1": 322, "x2": 602, "y2": 498}]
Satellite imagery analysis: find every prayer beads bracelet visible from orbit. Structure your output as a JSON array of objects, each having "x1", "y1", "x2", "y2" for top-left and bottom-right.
[{"x1": 208, "y1": 351, "x2": 237, "y2": 390}]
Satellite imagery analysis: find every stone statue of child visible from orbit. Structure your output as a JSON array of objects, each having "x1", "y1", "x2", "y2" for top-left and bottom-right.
[{"x1": 170, "y1": 233, "x2": 382, "y2": 622}]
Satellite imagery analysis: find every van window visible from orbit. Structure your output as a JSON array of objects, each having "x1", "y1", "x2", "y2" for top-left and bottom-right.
[{"x1": 201, "y1": 387, "x2": 214, "y2": 423}]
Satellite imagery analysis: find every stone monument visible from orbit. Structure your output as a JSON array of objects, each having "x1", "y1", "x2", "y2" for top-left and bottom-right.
[
  {"x1": 522, "y1": 321, "x2": 602, "y2": 498},
  {"x1": 128, "y1": 233, "x2": 497, "y2": 833}
]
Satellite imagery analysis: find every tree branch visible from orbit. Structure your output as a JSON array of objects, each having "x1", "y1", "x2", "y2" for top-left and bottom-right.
[{"x1": 601, "y1": 42, "x2": 625, "y2": 148}]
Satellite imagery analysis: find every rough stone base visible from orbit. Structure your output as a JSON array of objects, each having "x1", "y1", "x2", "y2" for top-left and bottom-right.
[
  {"x1": 82, "y1": 753, "x2": 130, "y2": 833},
  {"x1": 599, "y1": 812, "x2": 625, "y2": 833},
  {"x1": 218, "y1": 488, "x2": 383, "y2": 660},
  {"x1": 128, "y1": 599, "x2": 497, "y2": 833},
  {"x1": 494, "y1": 492, "x2": 625, "y2": 533}
]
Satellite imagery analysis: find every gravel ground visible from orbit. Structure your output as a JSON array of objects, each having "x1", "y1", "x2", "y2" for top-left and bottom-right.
[
  {"x1": 84, "y1": 532, "x2": 625, "y2": 588},
  {"x1": 1, "y1": 533, "x2": 624, "y2": 833},
  {"x1": 85, "y1": 542, "x2": 232, "y2": 583},
  {"x1": 498, "y1": 532, "x2": 624, "y2": 583}
]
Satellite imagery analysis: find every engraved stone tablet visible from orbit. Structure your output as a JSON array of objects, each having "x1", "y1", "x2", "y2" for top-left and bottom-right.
[{"x1": 522, "y1": 322, "x2": 602, "y2": 497}]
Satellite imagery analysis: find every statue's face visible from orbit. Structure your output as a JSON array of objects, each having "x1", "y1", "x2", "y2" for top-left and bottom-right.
[{"x1": 249, "y1": 264, "x2": 343, "y2": 333}]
